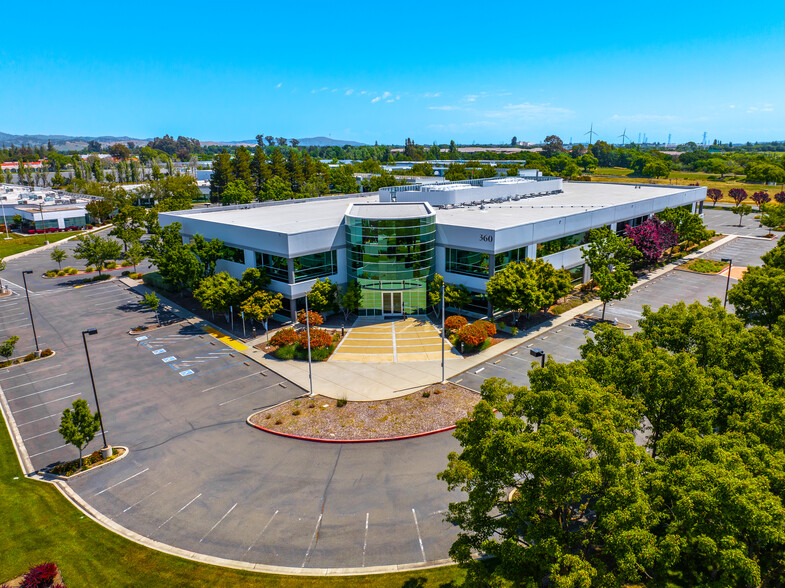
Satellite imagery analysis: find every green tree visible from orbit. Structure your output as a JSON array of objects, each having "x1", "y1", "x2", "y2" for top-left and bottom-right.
[
  {"x1": 141, "y1": 291, "x2": 161, "y2": 325},
  {"x1": 581, "y1": 227, "x2": 641, "y2": 320},
  {"x1": 445, "y1": 283, "x2": 472, "y2": 314},
  {"x1": 656, "y1": 206, "x2": 711, "y2": 247},
  {"x1": 59, "y1": 398, "x2": 101, "y2": 468},
  {"x1": 193, "y1": 272, "x2": 242, "y2": 319},
  {"x1": 237, "y1": 267, "x2": 271, "y2": 301},
  {"x1": 339, "y1": 280, "x2": 363, "y2": 321},
  {"x1": 439, "y1": 371, "x2": 651, "y2": 588},
  {"x1": 307, "y1": 278, "x2": 339, "y2": 313},
  {"x1": 209, "y1": 151, "x2": 234, "y2": 201},
  {"x1": 730, "y1": 203, "x2": 753, "y2": 226},
  {"x1": 189, "y1": 234, "x2": 229, "y2": 278},
  {"x1": 240, "y1": 290, "x2": 283, "y2": 339},
  {"x1": 138, "y1": 175, "x2": 199, "y2": 211},
  {"x1": 125, "y1": 241, "x2": 146, "y2": 273},
  {"x1": 486, "y1": 259, "x2": 547, "y2": 321},
  {"x1": 427, "y1": 274, "x2": 445, "y2": 312},
  {"x1": 577, "y1": 153, "x2": 598, "y2": 172},
  {"x1": 50, "y1": 247, "x2": 67, "y2": 270},
  {"x1": 230, "y1": 146, "x2": 253, "y2": 189},
  {"x1": 641, "y1": 160, "x2": 670, "y2": 178},
  {"x1": 329, "y1": 165, "x2": 359, "y2": 194},
  {"x1": 144, "y1": 221, "x2": 203, "y2": 291},
  {"x1": 0, "y1": 335, "x2": 19, "y2": 360},
  {"x1": 727, "y1": 265, "x2": 785, "y2": 329},
  {"x1": 109, "y1": 202, "x2": 146, "y2": 251},
  {"x1": 220, "y1": 180, "x2": 254, "y2": 205},
  {"x1": 761, "y1": 204, "x2": 785, "y2": 234},
  {"x1": 262, "y1": 176, "x2": 295, "y2": 201},
  {"x1": 73, "y1": 234, "x2": 122, "y2": 275},
  {"x1": 85, "y1": 199, "x2": 113, "y2": 225}
]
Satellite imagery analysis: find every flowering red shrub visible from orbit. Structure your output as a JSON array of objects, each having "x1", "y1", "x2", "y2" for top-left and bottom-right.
[
  {"x1": 270, "y1": 327, "x2": 298, "y2": 347},
  {"x1": 473, "y1": 320, "x2": 497, "y2": 338},
  {"x1": 457, "y1": 323, "x2": 487, "y2": 348},
  {"x1": 298, "y1": 327, "x2": 333, "y2": 349},
  {"x1": 21, "y1": 563, "x2": 58, "y2": 588},
  {"x1": 297, "y1": 309, "x2": 324, "y2": 326},
  {"x1": 444, "y1": 315, "x2": 468, "y2": 333},
  {"x1": 625, "y1": 217, "x2": 678, "y2": 263}
]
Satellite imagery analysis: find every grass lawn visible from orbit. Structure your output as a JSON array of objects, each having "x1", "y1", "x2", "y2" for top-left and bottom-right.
[
  {"x1": 0, "y1": 413, "x2": 464, "y2": 587},
  {"x1": 594, "y1": 167, "x2": 632, "y2": 176},
  {"x1": 0, "y1": 231, "x2": 85, "y2": 258},
  {"x1": 681, "y1": 258, "x2": 728, "y2": 274}
]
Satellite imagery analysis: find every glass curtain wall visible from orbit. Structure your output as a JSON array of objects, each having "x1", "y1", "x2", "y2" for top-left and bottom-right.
[{"x1": 346, "y1": 216, "x2": 435, "y2": 315}]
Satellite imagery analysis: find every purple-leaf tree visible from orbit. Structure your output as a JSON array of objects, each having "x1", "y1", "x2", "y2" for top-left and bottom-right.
[
  {"x1": 625, "y1": 216, "x2": 679, "y2": 264},
  {"x1": 728, "y1": 188, "x2": 748, "y2": 205},
  {"x1": 774, "y1": 191, "x2": 785, "y2": 204},
  {"x1": 751, "y1": 191, "x2": 771, "y2": 210},
  {"x1": 706, "y1": 188, "x2": 723, "y2": 206}
]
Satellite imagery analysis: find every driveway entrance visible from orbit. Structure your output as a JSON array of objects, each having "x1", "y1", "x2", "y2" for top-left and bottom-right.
[{"x1": 330, "y1": 317, "x2": 452, "y2": 362}]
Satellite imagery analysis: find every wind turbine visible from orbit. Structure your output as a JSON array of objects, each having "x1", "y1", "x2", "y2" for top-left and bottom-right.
[
  {"x1": 618, "y1": 128, "x2": 630, "y2": 146},
  {"x1": 584, "y1": 123, "x2": 598, "y2": 145}
]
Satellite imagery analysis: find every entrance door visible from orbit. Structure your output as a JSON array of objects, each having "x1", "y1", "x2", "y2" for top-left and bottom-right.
[{"x1": 382, "y1": 292, "x2": 403, "y2": 317}]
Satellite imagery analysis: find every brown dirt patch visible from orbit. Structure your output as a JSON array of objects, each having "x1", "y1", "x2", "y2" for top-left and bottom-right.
[{"x1": 249, "y1": 383, "x2": 479, "y2": 441}]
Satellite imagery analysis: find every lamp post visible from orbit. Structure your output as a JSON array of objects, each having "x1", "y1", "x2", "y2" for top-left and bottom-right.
[
  {"x1": 441, "y1": 282, "x2": 446, "y2": 383},
  {"x1": 530, "y1": 347, "x2": 545, "y2": 368},
  {"x1": 82, "y1": 328, "x2": 112, "y2": 459},
  {"x1": 21, "y1": 271, "x2": 40, "y2": 355},
  {"x1": 721, "y1": 258, "x2": 733, "y2": 308},
  {"x1": 304, "y1": 295, "x2": 314, "y2": 397}
]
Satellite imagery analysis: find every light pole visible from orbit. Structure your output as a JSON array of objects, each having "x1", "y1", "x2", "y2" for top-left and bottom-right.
[
  {"x1": 441, "y1": 282, "x2": 446, "y2": 383},
  {"x1": 304, "y1": 295, "x2": 314, "y2": 397},
  {"x1": 721, "y1": 257, "x2": 733, "y2": 308},
  {"x1": 530, "y1": 347, "x2": 545, "y2": 368},
  {"x1": 82, "y1": 328, "x2": 112, "y2": 459},
  {"x1": 21, "y1": 271, "x2": 40, "y2": 355}
]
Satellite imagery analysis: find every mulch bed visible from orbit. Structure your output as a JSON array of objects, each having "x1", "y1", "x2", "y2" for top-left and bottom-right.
[{"x1": 249, "y1": 383, "x2": 479, "y2": 441}]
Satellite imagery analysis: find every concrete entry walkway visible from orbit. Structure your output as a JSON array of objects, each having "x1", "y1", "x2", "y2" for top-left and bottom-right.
[{"x1": 331, "y1": 317, "x2": 452, "y2": 362}]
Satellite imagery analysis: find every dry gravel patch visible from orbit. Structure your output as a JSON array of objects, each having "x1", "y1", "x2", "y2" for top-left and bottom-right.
[{"x1": 249, "y1": 383, "x2": 479, "y2": 440}]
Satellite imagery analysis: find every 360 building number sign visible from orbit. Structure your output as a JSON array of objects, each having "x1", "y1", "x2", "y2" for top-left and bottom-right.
[{"x1": 479, "y1": 234, "x2": 493, "y2": 243}]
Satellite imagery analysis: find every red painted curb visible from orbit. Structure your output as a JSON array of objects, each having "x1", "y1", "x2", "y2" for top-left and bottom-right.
[{"x1": 248, "y1": 421, "x2": 457, "y2": 443}]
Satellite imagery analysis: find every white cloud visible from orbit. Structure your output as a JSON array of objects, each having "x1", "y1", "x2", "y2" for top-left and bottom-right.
[
  {"x1": 386, "y1": 99, "x2": 395, "y2": 103},
  {"x1": 345, "y1": 89, "x2": 354, "y2": 95},
  {"x1": 747, "y1": 104, "x2": 774, "y2": 113},
  {"x1": 275, "y1": 82, "x2": 282, "y2": 88},
  {"x1": 371, "y1": 96, "x2": 381, "y2": 103},
  {"x1": 360, "y1": 90, "x2": 367, "y2": 95},
  {"x1": 428, "y1": 105, "x2": 461, "y2": 111},
  {"x1": 729, "y1": 105, "x2": 736, "y2": 109},
  {"x1": 424, "y1": 92, "x2": 441, "y2": 98},
  {"x1": 464, "y1": 94, "x2": 479, "y2": 102},
  {"x1": 381, "y1": 91, "x2": 392, "y2": 100}
]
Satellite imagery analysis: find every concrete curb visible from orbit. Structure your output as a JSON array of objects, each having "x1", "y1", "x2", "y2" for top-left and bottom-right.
[
  {"x1": 247, "y1": 414, "x2": 458, "y2": 444},
  {"x1": 52, "y1": 481, "x2": 455, "y2": 576},
  {"x1": 1, "y1": 224, "x2": 110, "y2": 262}
]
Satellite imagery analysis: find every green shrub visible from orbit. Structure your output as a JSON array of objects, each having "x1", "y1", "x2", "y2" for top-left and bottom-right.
[
  {"x1": 422, "y1": 391, "x2": 431, "y2": 398},
  {"x1": 85, "y1": 266, "x2": 94, "y2": 273},
  {"x1": 23, "y1": 352, "x2": 37, "y2": 362},
  {"x1": 41, "y1": 348, "x2": 53, "y2": 357},
  {"x1": 57, "y1": 270, "x2": 66, "y2": 277},
  {"x1": 68, "y1": 267, "x2": 78, "y2": 275},
  {"x1": 511, "y1": 326, "x2": 519, "y2": 336},
  {"x1": 130, "y1": 272, "x2": 143, "y2": 279},
  {"x1": 45, "y1": 270, "x2": 57, "y2": 277},
  {"x1": 274, "y1": 344, "x2": 297, "y2": 360},
  {"x1": 106, "y1": 261, "x2": 117, "y2": 270},
  {"x1": 91, "y1": 274, "x2": 112, "y2": 282},
  {"x1": 122, "y1": 270, "x2": 131, "y2": 276},
  {"x1": 309, "y1": 346, "x2": 333, "y2": 361},
  {"x1": 336, "y1": 396, "x2": 348, "y2": 407}
]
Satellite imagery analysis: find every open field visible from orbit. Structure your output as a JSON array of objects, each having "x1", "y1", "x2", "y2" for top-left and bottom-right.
[
  {"x1": 0, "y1": 231, "x2": 85, "y2": 258},
  {"x1": 0, "y1": 413, "x2": 464, "y2": 588}
]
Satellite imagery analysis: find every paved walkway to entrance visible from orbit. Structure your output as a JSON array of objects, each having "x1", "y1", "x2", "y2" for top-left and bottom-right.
[{"x1": 331, "y1": 317, "x2": 451, "y2": 362}]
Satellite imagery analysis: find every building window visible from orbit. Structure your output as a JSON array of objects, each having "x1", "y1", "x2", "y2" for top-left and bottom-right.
[
  {"x1": 536, "y1": 231, "x2": 589, "y2": 257},
  {"x1": 567, "y1": 264, "x2": 584, "y2": 284},
  {"x1": 63, "y1": 216, "x2": 87, "y2": 228},
  {"x1": 445, "y1": 248, "x2": 490, "y2": 278},
  {"x1": 463, "y1": 291, "x2": 489, "y2": 317},
  {"x1": 494, "y1": 246, "x2": 528, "y2": 272},
  {"x1": 616, "y1": 215, "x2": 649, "y2": 236},
  {"x1": 220, "y1": 245, "x2": 245, "y2": 264},
  {"x1": 255, "y1": 252, "x2": 289, "y2": 282},
  {"x1": 293, "y1": 251, "x2": 337, "y2": 282}
]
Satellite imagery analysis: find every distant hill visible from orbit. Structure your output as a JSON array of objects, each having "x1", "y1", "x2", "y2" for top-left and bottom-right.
[{"x1": 0, "y1": 132, "x2": 366, "y2": 150}]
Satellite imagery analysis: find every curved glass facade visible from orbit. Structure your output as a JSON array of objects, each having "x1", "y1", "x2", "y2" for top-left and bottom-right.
[{"x1": 346, "y1": 214, "x2": 435, "y2": 315}]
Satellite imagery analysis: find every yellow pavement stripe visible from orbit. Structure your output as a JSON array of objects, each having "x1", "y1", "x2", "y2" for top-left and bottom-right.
[{"x1": 201, "y1": 326, "x2": 248, "y2": 351}]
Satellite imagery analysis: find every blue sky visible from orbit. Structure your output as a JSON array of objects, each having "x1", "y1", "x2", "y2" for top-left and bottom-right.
[{"x1": 2, "y1": 1, "x2": 784, "y2": 145}]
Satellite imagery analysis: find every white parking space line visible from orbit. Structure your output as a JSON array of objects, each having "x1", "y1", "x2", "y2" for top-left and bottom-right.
[
  {"x1": 362, "y1": 513, "x2": 369, "y2": 567},
  {"x1": 8, "y1": 382, "x2": 74, "y2": 402},
  {"x1": 13, "y1": 392, "x2": 81, "y2": 413},
  {"x1": 3, "y1": 373, "x2": 68, "y2": 391},
  {"x1": 0, "y1": 310, "x2": 30, "y2": 318},
  {"x1": 412, "y1": 508, "x2": 426, "y2": 562},
  {"x1": 199, "y1": 502, "x2": 237, "y2": 543},
  {"x1": 217, "y1": 382, "x2": 281, "y2": 407},
  {"x1": 122, "y1": 481, "x2": 174, "y2": 513},
  {"x1": 201, "y1": 373, "x2": 258, "y2": 394},
  {"x1": 93, "y1": 298, "x2": 138, "y2": 308},
  {"x1": 23, "y1": 428, "x2": 59, "y2": 441},
  {"x1": 29, "y1": 443, "x2": 69, "y2": 458},
  {"x1": 158, "y1": 493, "x2": 202, "y2": 529},
  {"x1": 16, "y1": 414, "x2": 58, "y2": 427},
  {"x1": 95, "y1": 468, "x2": 150, "y2": 496},
  {"x1": 302, "y1": 513, "x2": 323, "y2": 567},
  {"x1": 246, "y1": 509, "x2": 279, "y2": 552},
  {"x1": 0, "y1": 364, "x2": 63, "y2": 381}
]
